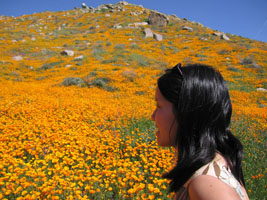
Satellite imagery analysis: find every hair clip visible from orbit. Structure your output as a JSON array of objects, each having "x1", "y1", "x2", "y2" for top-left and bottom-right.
[{"x1": 172, "y1": 63, "x2": 183, "y2": 77}]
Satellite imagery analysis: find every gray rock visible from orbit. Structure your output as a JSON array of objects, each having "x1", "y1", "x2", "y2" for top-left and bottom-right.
[
  {"x1": 212, "y1": 32, "x2": 230, "y2": 40},
  {"x1": 113, "y1": 24, "x2": 122, "y2": 29},
  {"x1": 13, "y1": 56, "x2": 23, "y2": 61},
  {"x1": 213, "y1": 32, "x2": 223, "y2": 36},
  {"x1": 182, "y1": 26, "x2": 193, "y2": 31},
  {"x1": 128, "y1": 22, "x2": 148, "y2": 28},
  {"x1": 105, "y1": 4, "x2": 114, "y2": 9},
  {"x1": 144, "y1": 28, "x2": 153, "y2": 38},
  {"x1": 74, "y1": 55, "x2": 84, "y2": 61},
  {"x1": 130, "y1": 12, "x2": 138, "y2": 16},
  {"x1": 117, "y1": 1, "x2": 129, "y2": 5},
  {"x1": 81, "y1": 3, "x2": 89, "y2": 9},
  {"x1": 249, "y1": 63, "x2": 262, "y2": 69},
  {"x1": 257, "y1": 88, "x2": 267, "y2": 93},
  {"x1": 148, "y1": 11, "x2": 169, "y2": 26},
  {"x1": 61, "y1": 50, "x2": 74, "y2": 56},
  {"x1": 221, "y1": 34, "x2": 230, "y2": 40},
  {"x1": 153, "y1": 33, "x2": 163, "y2": 41}
]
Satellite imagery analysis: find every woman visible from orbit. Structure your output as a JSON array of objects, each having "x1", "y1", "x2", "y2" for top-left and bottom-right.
[{"x1": 151, "y1": 63, "x2": 249, "y2": 200}]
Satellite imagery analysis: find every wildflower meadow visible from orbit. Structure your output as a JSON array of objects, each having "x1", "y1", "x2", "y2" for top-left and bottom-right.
[{"x1": 0, "y1": 2, "x2": 266, "y2": 199}]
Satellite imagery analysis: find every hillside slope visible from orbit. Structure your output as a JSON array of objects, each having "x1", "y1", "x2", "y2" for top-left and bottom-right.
[{"x1": 0, "y1": 1, "x2": 266, "y2": 199}]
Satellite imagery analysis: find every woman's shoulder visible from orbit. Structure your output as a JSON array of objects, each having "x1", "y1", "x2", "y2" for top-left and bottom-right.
[
  {"x1": 188, "y1": 174, "x2": 242, "y2": 200},
  {"x1": 186, "y1": 153, "x2": 248, "y2": 200}
]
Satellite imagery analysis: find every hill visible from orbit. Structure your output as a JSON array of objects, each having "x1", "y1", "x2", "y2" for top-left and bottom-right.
[{"x1": 0, "y1": 1, "x2": 266, "y2": 199}]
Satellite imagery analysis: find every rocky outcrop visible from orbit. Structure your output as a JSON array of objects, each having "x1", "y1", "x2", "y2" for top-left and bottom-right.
[
  {"x1": 153, "y1": 33, "x2": 163, "y2": 41},
  {"x1": 13, "y1": 55, "x2": 23, "y2": 61},
  {"x1": 144, "y1": 28, "x2": 153, "y2": 38},
  {"x1": 212, "y1": 32, "x2": 230, "y2": 40},
  {"x1": 74, "y1": 55, "x2": 84, "y2": 61},
  {"x1": 182, "y1": 26, "x2": 193, "y2": 31},
  {"x1": 117, "y1": 1, "x2": 129, "y2": 5},
  {"x1": 61, "y1": 50, "x2": 74, "y2": 56},
  {"x1": 144, "y1": 28, "x2": 163, "y2": 41},
  {"x1": 81, "y1": 3, "x2": 89, "y2": 9},
  {"x1": 113, "y1": 24, "x2": 122, "y2": 29},
  {"x1": 257, "y1": 88, "x2": 267, "y2": 93},
  {"x1": 128, "y1": 22, "x2": 148, "y2": 28},
  {"x1": 148, "y1": 11, "x2": 169, "y2": 26}
]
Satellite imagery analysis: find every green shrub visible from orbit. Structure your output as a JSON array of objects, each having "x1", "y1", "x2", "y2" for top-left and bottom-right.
[
  {"x1": 128, "y1": 54, "x2": 150, "y2": 67},
  {"x1": 106, "y1": 42, "x2": 112, "y2": 46},
  {"x1": 130, "y1": 43, "x2": 140, "y2": 49},
  {"x1": 240, "y1": 57, "x2": 254, "y2": 65},
  {"x1": 114, "y1": 44, "x2": 125, "y2": 50},
  {"x1": 92, "y1": 46, "x2": 107, "y2": 60},
  {"x1": 37, "y1": 61, "x2": 63, "y2": 71}
]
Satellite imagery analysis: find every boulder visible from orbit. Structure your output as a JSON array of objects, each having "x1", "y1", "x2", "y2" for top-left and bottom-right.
[
  {"x1": 153, "y1": 33, "x2": 163, "y2": 41},
  {"x1": 13, "y1": 56, "x2": 23, "y2": 61},
  {"x1": 128, "y1": 22, "x2": 148, "y2": 28},
  {"x1": 213, "y1": 32, "x2": 230, "y2": 40},
  {"x1": 257, "y1": 88, "x2": 267, "y2": 93},
  {"x1": 117, "y1": 1, "x2": 129, "y2": 5},
  {"x1": 74, "y1": 55, "x2": 84, "y2": 61},
  {"x1": 144, "y1": 28, "x2": 153, "y2": 38},
  {"x1": 182, "y1": 26, "x2": 193, "y2": 31},
  {"x1": 135, "y1": 22, "x2": 148, "y2": 26},
  {"x1": 148, "y1": 11, "x2": 169, "y2": 26},
  {"x1": 61, "y1": 50, "x2": 74, "y2": 56},
  {"x1": 113, "y1": 24, "x2": 122, "y2": 29},
  {"x1": 221, "y1": 34, "x2": 230, "y2": 40},
  {"x1": 81, "y1": 3, "x2": 89, "y2": 9},
  {"x1": 130, "y1": 12, "x2": 138, "y2": 16}
]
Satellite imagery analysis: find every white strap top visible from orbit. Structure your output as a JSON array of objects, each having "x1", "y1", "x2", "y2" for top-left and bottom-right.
[{"x1": 175, "y1": 154, "x2": 247, "y2": 200}]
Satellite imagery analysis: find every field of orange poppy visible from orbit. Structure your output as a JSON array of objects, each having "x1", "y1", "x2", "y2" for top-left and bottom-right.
[{"x1": 0, "y1": 3, "x2": 266, "y2": 199}]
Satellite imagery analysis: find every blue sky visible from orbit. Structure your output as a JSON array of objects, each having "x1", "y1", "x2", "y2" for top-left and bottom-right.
[{"x1": 1, "y1": 0, "x2": 267, "y2": 42}]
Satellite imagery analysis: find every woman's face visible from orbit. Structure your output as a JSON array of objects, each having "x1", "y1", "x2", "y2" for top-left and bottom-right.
[{"x1": 151, "y1": 87, "x2": 178, "y2": 147}]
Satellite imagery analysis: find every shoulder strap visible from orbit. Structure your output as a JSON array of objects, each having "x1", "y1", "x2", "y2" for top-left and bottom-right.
[{"x1": 184, "y1": 160, "x2": 246, "y2": 200}]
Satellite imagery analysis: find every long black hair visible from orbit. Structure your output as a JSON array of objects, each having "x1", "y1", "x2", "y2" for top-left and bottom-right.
[{"x1": 158, "y1": 63, "x2": 245, "y2": 192}]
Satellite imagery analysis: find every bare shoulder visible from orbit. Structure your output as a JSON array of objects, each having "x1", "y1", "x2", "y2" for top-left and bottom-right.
[{"x1": 188, "y1": 175, "x2": 241, "y2": 200}]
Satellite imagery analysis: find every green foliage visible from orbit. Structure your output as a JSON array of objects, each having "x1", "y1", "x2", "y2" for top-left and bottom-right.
[
  {"x1": 227, "y1": 67, "x2": 242, "y2": 73},
  {"x1": 240, "y1": 57, "x2": 254, "y2": 65},
  {"x1": 130, "y1": 43, "x2": 140, "y2": 49},
  {"x1": 114, "y1": 44, "x2": 125, "y2": 50},
  {"x1": 92, "y1": 46, "x2": 107, "y2": 60},
  {"x1": 106, "y1": 41, "x2": 112, "y2": 46},
  {"x1": 87, "y1": 77, "x2": 118, "y2": 92},
  {"x1": 226, "y1": 80, "x2": 255, "y2": 92},
  {"x1": 231, "y1": 116, "x2": 266, "y2": 200},
  {"x1": 195, "y1": 53, "x2": 207, "y2": 58},
  {"x1": 119, "y1": 117, "x2": 156, "y2": 146},
  {"x1": 128, "y1": 53, "x2": 150, "y2": 67},
  {"x1": 61, "y1": 77, "x2": 86, "y2": 87},
  {"x1": 37, "y1": 61, "x2": 63, "y2": 71},
  {"x1": 217, "y1": 49, "x2": 231, "y2": 55}
]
